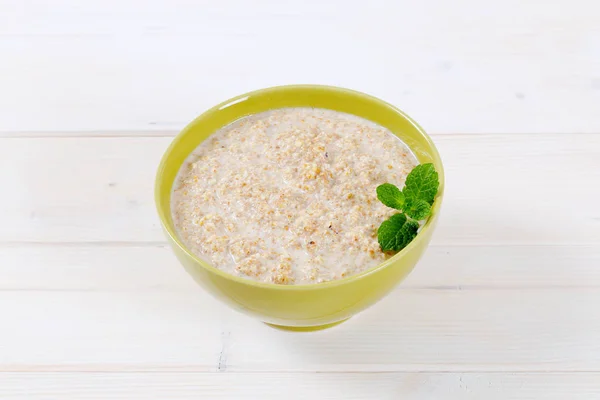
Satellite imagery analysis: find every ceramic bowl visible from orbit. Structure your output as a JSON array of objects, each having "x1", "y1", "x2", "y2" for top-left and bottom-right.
[{"x1": 155, "y1": 85, "x2": 444, "y2": 331}]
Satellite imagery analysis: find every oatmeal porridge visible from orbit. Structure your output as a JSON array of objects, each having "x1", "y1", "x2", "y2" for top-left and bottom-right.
[{"x1": 171, "y1": 108, "x2": 418, "y2": 285}]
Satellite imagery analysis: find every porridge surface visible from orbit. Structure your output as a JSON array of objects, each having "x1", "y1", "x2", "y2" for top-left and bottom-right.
[{"x1": 171, "y1": 108, "x2": 418, "y2": 285}]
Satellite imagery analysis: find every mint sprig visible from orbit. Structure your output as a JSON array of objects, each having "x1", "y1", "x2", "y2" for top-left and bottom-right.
[{"x1": 376, "y1": 163, "x2": 439, "y2": 252}]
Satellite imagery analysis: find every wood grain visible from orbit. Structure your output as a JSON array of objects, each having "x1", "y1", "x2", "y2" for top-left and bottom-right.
[
  {"x1": 1, "y1": 289, "x2": 599, "y2": 372},
  {"x1": 1, "y1": 372, "x2": 599, "y2": 399},
  {"x1": 0, "y1": 0, "x2": 598, "y2": 134}
]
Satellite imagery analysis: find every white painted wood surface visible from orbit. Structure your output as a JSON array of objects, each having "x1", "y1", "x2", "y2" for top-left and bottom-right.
[
  {"x1": 1, "y1": 0, "x2": 599, "y2": 134},
  {"x1": 1, "y1": 0, "x2": 599, "y2": 398},
  {"x1": 3, "y1": 373, "x2": 600, "y2": 399}
]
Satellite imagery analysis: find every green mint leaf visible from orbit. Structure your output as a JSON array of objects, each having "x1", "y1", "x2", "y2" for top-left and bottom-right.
[
  {"x1": 377, "y1": 213, "x2": 419, "y2": 252},
  {"x1": 404, "y1": 197, "x2": 431, "y2": 220},
  {"x1": 376, "y1": 183, "x2": 405, "y2": 210},
  {"x1": 375, "y1": 163, "x2": 439, "y2": 254},
  {"x1": 403, "y1": 163, "x2": 439, "y2": 205}
]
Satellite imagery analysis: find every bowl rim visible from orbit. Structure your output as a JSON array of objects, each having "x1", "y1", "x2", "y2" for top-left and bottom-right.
[{"x1": 155, "y1": 84, "x2": 444, "y2": 291}]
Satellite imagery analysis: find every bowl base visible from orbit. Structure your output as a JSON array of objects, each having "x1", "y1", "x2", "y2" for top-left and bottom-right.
[{"x1": 265, "y1": 318, "x2": 349, "y2": 332}]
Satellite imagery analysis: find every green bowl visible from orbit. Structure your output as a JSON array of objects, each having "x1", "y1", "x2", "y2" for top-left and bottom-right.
[{"x1": 155, "y1": 85, "x2": 444, "y2": 331}]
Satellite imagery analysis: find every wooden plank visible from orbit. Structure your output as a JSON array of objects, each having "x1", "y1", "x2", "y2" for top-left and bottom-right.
[
  {"x1": 1, "y1": 289, "x2": 599, "y2": 371},
  {"x1": 0, "y1": 134, "x2": 598, "y2": 244},
  {"x1": 1, "y1": 244, "x2": 599, "y2": 291},
  {"x1": 0, "y1": 0, "x2": 598, "y2": 134},
  {"x1": 0, "y1": 245, "x2": 196, "y2": 292},
  {"x1": 406, "y1": 244, "x2": 600, "y2": 289},
  {"x1": 1, "y1": 372, "x2": 599, "y2": 399},
  {"x1": 0, "y1": 137, "x2": 167, "y2": 243}
]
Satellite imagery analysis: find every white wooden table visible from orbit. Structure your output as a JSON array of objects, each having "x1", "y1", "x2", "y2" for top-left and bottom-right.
[{"x1": 1, "y1": 1, "x2": 599, "y2": 398}]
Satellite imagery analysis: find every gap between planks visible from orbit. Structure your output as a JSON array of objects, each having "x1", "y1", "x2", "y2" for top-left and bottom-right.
[{"x1": 2, "y1": 368, "x2": 600, "y2": 374}]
